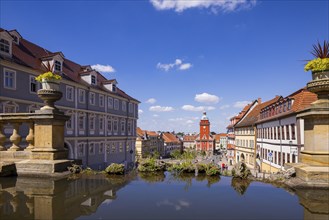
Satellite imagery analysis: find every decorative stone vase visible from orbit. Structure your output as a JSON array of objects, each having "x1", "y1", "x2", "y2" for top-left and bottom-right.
[
  {"x1": 311, "y1": 70, "x2": 329, "y2": 80},
  {"x1": 37, "y1": 90, "x2": 62, "y2": 111},
  {"x1": 307, "y1": 70, "x2": 329, "y2": 102},
  {"x1": 41, "y1": 79, "x2": 60, "y2": 91}
]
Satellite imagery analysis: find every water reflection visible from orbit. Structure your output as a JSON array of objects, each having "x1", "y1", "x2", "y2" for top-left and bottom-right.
[
  {"x1": 0, "y1": 174, "x2": 132, "y2": 220},
  {"x1": 0, "y1": 172, "x2": 328, "y2": 220},
  {"x1": 231, "y1": 177, "x2": 251, "y2": 195},
  {"x1": 294, "y1": 188, "x2": 329, "y2": 220},
  {"x1": 138, "y1": 172, "x2": 165, "y2": 183}
]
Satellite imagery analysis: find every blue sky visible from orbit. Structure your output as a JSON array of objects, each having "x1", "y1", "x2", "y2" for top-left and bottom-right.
[{"x1": 1, "y1": 0, "x2": 328, "y2": 133}]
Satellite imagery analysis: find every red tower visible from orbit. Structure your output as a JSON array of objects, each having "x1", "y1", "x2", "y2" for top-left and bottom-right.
[{"x1": 196, "y1": 112, "x2": 214, "y2": 154}]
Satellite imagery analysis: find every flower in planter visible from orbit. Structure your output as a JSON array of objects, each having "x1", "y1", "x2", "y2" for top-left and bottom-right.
[
  {"x1": 304, "y1": 40, "x2": 329, "y2": 72},
  {"x1": 35, "y1": 61, "x2": 62, "y2": 82},
  {"x1": 35, "y1": 71, "x2": 62, "y2": 82}
]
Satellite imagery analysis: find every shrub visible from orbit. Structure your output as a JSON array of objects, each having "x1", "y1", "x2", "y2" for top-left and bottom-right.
[
  {"x1": 170, "y1": 149, "x2": 182, "y2": 159},
  {"x1": 67, "y1": 164, "x2": 82, "y2": 174},
  {"x1": 196, "y1": 163, "x2": 207, "y2": 173},
  {"x1": 170, "y1": 160, "x2": 195, "y2": 173},
  {"x1": 205, "y1": 164, "x2": 220, "y2": 176},
  {"x1": 138, "y1": 158, "x2": 165, "y2": 172},
  {"x1": 105, "y1": 163, "x2": 125, "y2": 175}
]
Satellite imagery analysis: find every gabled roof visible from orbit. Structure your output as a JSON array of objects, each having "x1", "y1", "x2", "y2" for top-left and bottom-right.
[
  {"x1": 235, "y1": 96, "x2": 280, "y2": 128},
  {"x1": 0, "y1": 28, "x2": 139, "y2": 103},
  {"x1": 226, "y1": 102, "x2": 253, "y2": 129}
]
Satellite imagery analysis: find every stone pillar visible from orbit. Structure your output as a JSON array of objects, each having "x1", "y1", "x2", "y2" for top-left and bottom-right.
[
  {"x1": 292, "y1": 70, "x2": 329, "y2": 187},
  {"x1": 31, "y1": 111, "x2": 69, "y2": 160},
  {"x1": 15, "y1": 89, "x2": 72, "y2": 177}
]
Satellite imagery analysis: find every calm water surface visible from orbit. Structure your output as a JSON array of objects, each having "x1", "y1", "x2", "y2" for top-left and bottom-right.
[{"x1": 0, "y1": 172, "x2": 328, "y2": 220}]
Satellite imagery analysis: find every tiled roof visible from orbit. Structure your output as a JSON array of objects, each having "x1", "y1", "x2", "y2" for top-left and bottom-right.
[
  {"x1": 226, "y1": 103, "x2": 253, "y2": 129},
  {"x1": 137, "y1": 127, "x2": 158, "y2": 138},
  {"x1": 235, "y1": 96, "x2": 280, "y2": 128},
  {"x1": 136, "y1": 127, "x2": 144, "y2": 137},
  {"x1": 162, "y1": 132, "x2": 180, "y2": 143},
  {"x1": 183, "y1": 135, "x2": 197, "y2": 142},
  {"x1": 214, "y1": 133, "x2": 227, "y2": 141},
  {"x1": 256, "y1": 88, "x2": 317, "y2": 123},
  {"x1": 0, "y1": 28, "x2": 139, "y2": 103}
]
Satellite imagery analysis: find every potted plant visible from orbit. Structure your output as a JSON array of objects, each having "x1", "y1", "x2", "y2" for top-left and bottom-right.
[
  {"x1": 304, "y1": 40, "x2": 329, "y2": 103},
  {"x1": 35, "y1": 62, "x2": 62, "y2": 90},
  {"x1": 304, "y1": 40, "x2": 329, "y2": 80}
]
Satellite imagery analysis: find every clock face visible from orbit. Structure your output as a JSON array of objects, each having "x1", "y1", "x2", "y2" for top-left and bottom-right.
[{"x1": 203, "y1": 126, "x2": 206, "y2": 129}]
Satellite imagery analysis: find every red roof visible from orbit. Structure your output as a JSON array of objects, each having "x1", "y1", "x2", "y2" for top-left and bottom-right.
[
  {"x1": 257, "y1": 88, "x2": 317, "y2": 123},
  {"x1": 227, "y1": 144, "x2": 235, "y2": 150},
  {"x1": 163, "y1": 132, "x2": 180, "y2": 143},
  {"x1": 214, "y1": 133, "x2": 227, "y2": 141},
  {"x1": 0, "y1": 28, "x2": 139, "y2": 103},
  {"x1": 183, "y1": 135, "x2": 197, "y2": 142},
  {"x1": 235, "y1": 96, "x2": 280, "y2": 128}
]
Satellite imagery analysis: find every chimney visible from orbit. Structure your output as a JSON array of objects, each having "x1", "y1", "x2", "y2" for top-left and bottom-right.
[{"x1": 258, "y1": 98, "x2": 262, "y2": 103}]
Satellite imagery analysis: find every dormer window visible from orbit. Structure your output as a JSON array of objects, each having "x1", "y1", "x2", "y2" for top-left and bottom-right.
[
  {"x1": 91, "y1": 75, "x2": 96, "y2": 85},
  {"x1": 0, "y1": 39, "x2": 10, "y2": 53},
  {"x1": 54, "y1": 60, "x2": 62, "y2": 72}
]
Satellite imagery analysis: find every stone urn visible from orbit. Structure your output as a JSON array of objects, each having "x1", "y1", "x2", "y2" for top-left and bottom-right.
[
  {"x1": 37, "y1": 87, "x2": 62, "y2": 111},
  {"x1": 41, "y1": 79, "x2": 60, "y2": 91},
  {"x1": 307, "y1": 70, "x2": 329, "y2": 105}
]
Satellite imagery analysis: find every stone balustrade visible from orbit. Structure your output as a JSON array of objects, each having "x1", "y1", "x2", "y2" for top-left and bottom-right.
[
  {"x1": 0, "y1": 110, "x2": 72, "y2": 176},
  {"x1": 0, "y1": 113, "x2": 35, "y2": 152}
]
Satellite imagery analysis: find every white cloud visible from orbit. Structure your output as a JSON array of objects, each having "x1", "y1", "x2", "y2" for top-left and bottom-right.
[
  {"x1": 219, "y1": 104, "x2": 230, "y2": 110},
  {"x1": 195, "y1": 93, "x2": 220, "y2": 104},
  {"x1": 169, "y1": 118, "x2": 184, "y2": 122},
  {"x1": 149, "y1": 105, "x2": 174, "y2": 112},
  {"x1": 138, "y1": 109, "x2": 144, "y2": 114},
  {"x1": 181, "y1": 105, "x2": 215, "y2": 112},
  {"x1": 186, "y1": 120, "x2": 194, "y2": 124},
  {"x1": 153, "y1": 114, "x2": 159, "y2": 117},
  {"x1": 91, "y1": 64, "x2": 115, "y2": 73},
  {"x1": 233, "y1": 101, "x2": 251, "y2": 108},
  {"x1": 146, "y1": 98, "x2": 157, "y2": 104},
  {"x1": 150, "y1": 0, "x2": 257, "y2": 13},
  {"x1": 157, "y1": 59, "x2": 192, "y2": 71},
  {"x1": 179, "y1": 63, "x2": 192, "y2": 70}
]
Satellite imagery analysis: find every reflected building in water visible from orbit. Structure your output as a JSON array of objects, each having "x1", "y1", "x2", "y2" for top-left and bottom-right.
[{"x1": 0, "y1": 175, "x2": 132, "y2": 220}]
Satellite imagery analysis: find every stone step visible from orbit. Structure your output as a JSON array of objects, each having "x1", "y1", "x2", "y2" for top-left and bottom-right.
[{"x1": 15, "y1": 159, "x2": 73, "y2": 177}]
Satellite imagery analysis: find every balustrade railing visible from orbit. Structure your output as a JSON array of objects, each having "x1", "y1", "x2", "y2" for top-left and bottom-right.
[{"x1": 0, "y1": 113, "x2": 35, "y2": 152}]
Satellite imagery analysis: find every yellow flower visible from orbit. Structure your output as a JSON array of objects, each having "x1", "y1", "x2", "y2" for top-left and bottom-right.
[
  {"x1": 304, "y1": 58, "x2": 329, "y2": 72},
  {"x1": 35, "y1": 71, "x2": 62, "y2": 82}
]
